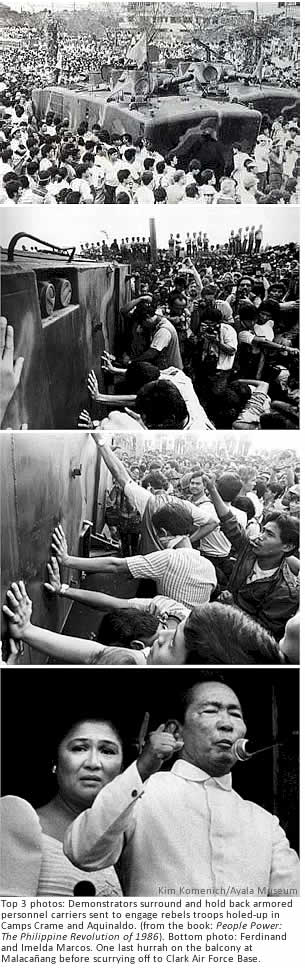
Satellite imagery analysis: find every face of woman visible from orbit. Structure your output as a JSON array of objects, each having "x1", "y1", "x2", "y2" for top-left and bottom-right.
[{"x1": 56, "y1": 720, "x2": 123, "y2": 811}]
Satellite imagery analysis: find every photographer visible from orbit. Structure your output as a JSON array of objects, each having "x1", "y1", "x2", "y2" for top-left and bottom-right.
[{"x1": 190, "y1": 297, "x2": 237, "y2": 411}]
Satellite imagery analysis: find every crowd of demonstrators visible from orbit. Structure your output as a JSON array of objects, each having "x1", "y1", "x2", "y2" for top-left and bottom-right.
[
  {"x1": 4, "y1": 436, "x2": 300, "y2": 666},
  {"x1": 0, "y1": 7, "x2": 300, "y2": 207},
  {"x1": 0, "y1": 109, "x2": 300, "y2": 207},
  {"x1": 75, "y1": 233, "x2": 299, "y2": 433}
]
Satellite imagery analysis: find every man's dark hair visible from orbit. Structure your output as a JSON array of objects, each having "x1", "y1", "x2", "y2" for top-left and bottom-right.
[
  {"x1": 136, "y1": 380, "x2": 188, "y2": 429},
  {"x1": 97, "y1": 609, "x2": 159, "y2": 648},
  {"x1": 179, "y1": 673, "x2": 228, "y2": 722},
  {"x1": 142, "y1": 171, "x2": 153, "y2": 185},
  {"x1": 152, "y1": 502, "x2": 193, "y2": 536},
  {"x1": 123, "y1": 361, "x2": 160, "y2": 392},
  {"x1": 183, "y1": 604, "x2": 280, "y2": 665},
  {"x1": 141, "y1": 470, "x2": 168, "y2": 491},
  {"x1": 5, "y1": 180, "x2": 21, "y2": 198},
  {"x1": 216, "y1": 473, "x2": 243, "y2": 502},
  {"x1": 233, "y1": 495, "x2": 256, "y2": 521},
  {"x1": 255, "y1": 480, "x2": 267, "y2": 498},
  {"x1": 265, "y1": 512, "x2": 299, "y2": 552}
]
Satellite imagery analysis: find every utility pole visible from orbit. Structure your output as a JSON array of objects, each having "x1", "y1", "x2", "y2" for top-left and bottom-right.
[{"x1": 149, "y1": 218, "x2": 157, "y2": 264}]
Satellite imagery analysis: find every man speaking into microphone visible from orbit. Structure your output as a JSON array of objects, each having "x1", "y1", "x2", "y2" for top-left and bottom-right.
[{"x1": 64, "y1": 676, "x2": 299, "y2": 896}]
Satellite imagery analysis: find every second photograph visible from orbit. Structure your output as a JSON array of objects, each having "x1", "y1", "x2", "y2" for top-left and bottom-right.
[{"x1": 0, "y1": 206, "x2": 299, "y2": 432}]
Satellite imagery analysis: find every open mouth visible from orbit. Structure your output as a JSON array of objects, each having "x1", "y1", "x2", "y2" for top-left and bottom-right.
[{"x1": 216, "y1": 741, "x2": 233, "y2": 750}]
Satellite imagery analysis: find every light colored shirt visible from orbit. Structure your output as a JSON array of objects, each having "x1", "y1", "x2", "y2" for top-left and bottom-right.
[
  {"x1": 64, "y1": 760, "x2": 299, "y2": 897},
  {"x1": 163, "y1": 367, "x2": 214, "y2": 430},
  {"x1": 217, "y1": 323, "x2": 237, "y2": 370},
  {"x1": 151, "y1": 318, "x2": 183, "y2": 369},
  {"x1": 126, "y1": 548, "x2": 216, "y2": 607},
  {"x1": 195, "y1": 503, "x2": 247, "y2": 558}
]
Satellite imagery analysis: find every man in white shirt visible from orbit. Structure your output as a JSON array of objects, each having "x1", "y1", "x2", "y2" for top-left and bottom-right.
[
  {"x1": 64, "y1": 677, "x2": 299, "y2": 896},
  {"x1": 190, "y1": 472, "x2": 246, "y2": 570}
]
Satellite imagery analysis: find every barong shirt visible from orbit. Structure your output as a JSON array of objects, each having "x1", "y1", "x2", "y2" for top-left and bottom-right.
[{"x1": 64, "y1": 760, "x2": 299, "y2": 897}]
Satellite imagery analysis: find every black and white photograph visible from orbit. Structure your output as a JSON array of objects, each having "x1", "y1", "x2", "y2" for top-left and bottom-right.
[
  {"x1": 1, "y1": 430, "x2": 300, "y2": 666},
  {"x1": 0, "y1": 668, "x2": 299, "y2": 896},
  {"x1": 0, "y1": 0, "x2": 302, "y2": 945},
  {"x1": 0, "y1": 1, "x2": 300, "y2": 206},
  {"x1": 0, "y1": 207, "x2": 299, "y2": 431}
]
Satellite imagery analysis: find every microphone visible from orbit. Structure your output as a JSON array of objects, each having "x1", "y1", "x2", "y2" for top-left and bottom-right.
[
  {"x1": 73, "y1": 881, "x2": 96, "y2": 895},
  {"x1": 233, "y1": 733, "x2": 299, "y2": 762}
]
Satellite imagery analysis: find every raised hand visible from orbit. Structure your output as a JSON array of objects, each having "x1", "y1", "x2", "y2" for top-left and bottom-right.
[
  {"x1": 51, "y1": 524, "x2": 69, "y2": 564},
  {"x1": 87, "y1": 370, "x2": 99, "y2": 400},
  {"x1": 137, "y1": 724, "x2": 184, "y2": 781},
  {"x1": 78, "y1": 409, "x2": 93, "y2": 429},
  {"x1": 0, "y1": 317, "x2": 24, "y2": 423},
  {"x1": 44, "y1": 557, "x2": 62, "y2": 594},
  {"x1": 2, "y1": 581, "x2": 32, "y2": 639}
]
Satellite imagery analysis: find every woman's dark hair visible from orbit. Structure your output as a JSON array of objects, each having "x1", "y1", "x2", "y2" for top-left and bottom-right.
[
  {"x1": 52, "y1": 716, "x2": 124, "y2": 764},
  {"x1": 183, "y1": 604, "x2": 281, "y2": 664}
]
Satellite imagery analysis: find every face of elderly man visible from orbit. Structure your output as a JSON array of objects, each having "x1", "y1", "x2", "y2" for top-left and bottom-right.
[{"x1": 181, "y1": 681, "x2": 247, "y2": 777}]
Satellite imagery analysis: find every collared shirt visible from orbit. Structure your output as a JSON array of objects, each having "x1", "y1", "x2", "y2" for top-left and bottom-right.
[
  {"x1": 126, "y1": 548, "x2": 216, "y2": 607},
  {"x1": 64, "y1": 760, "x2": 299, "y2": 897}
]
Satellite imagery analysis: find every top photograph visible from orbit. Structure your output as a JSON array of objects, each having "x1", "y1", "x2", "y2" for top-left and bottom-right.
[{"x1": 0, "y1": 1, "x2": 300, "y2": 207}]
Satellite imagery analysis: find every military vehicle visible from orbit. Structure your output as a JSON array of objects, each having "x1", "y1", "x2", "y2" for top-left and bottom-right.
[
  {"x1": 1, "y1": 233, "x2": 130, "y2": 430},
  {"x1": 32, "y1": 56, "x2": 299, "y2": 166}
]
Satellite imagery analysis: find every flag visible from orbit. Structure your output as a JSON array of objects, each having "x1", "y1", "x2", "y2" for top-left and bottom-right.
[{"x1": 126, "y1": 32, "x2": 147, "y2": 68}]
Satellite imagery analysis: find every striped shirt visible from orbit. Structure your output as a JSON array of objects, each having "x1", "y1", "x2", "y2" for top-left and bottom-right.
[{"x1": 126, "y1": 549, "x2": 216, "y2": 607}]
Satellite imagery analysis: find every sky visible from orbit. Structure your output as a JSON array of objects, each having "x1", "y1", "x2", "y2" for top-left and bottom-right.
[
  {"x1": 0, "y1": 206, "x2": 299, "y2": 250},
  {"x1": 1, "y1": 2, "x2": 287, "y2": 16},
  {"x1": 136, "y1": 429, "x2": 299, "y2": 456}
]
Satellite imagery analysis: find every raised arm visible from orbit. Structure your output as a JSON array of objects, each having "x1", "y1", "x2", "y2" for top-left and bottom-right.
[
  {"x1": 52, "y1": 524, "x2": 129, "y2": 575},
  {"x1": 121, "y1": 295, "x2": 153, "y2": 316},
  {"x1": 92, "y1": 432, "x2": 130, "y2": 488},
  {"x1": 44, "y1": 557, "x2": 138, "y2": 610},
  {"x1": 2, "y1": 581, "x2": 108, "y2": 664},
  {"x1": 202, "y1": 476, "x2": 249, "y2": 554}
]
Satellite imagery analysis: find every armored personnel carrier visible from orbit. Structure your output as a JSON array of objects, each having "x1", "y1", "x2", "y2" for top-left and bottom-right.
[{"x1": 32, "y1": 60, "x2": 299, "y2": 165}]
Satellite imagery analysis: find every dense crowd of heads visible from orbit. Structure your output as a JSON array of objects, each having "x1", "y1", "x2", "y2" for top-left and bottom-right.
[{"x1": 81, "y1": 232, "x2": 299, "y2": 431}]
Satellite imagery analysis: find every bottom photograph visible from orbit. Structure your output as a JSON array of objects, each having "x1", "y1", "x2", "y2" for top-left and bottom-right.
[{"x1": 0, "y1": 668, "x2": 299, "y2": 897}]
